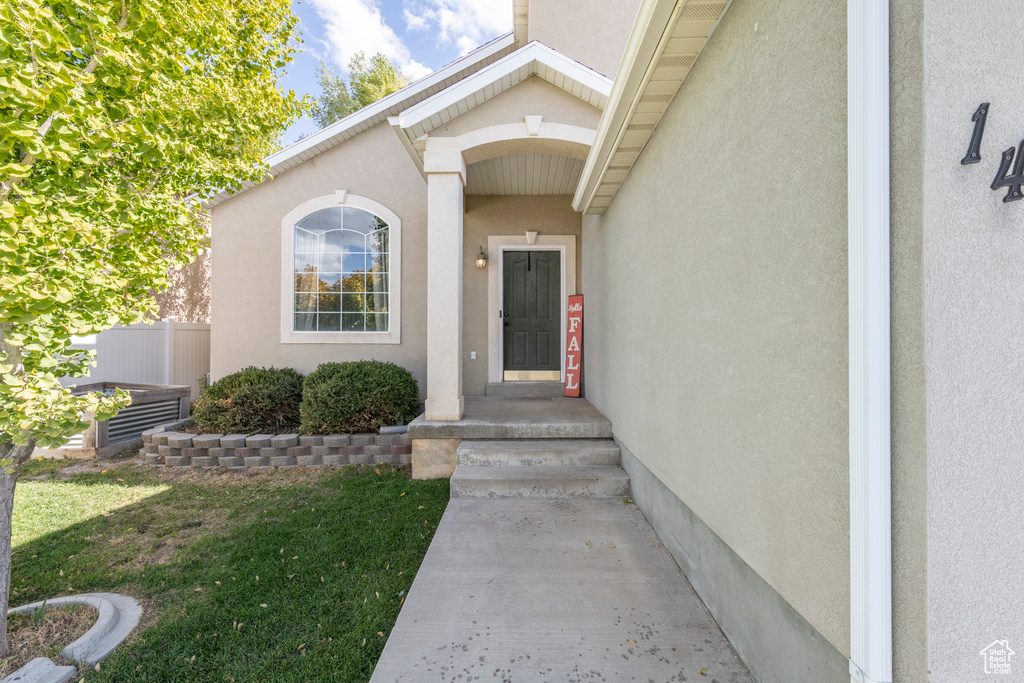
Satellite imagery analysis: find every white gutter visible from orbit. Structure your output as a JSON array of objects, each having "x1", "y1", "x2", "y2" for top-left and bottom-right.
[{"x1": 847, "y1": 1, "x2": 892, "y2": 683}]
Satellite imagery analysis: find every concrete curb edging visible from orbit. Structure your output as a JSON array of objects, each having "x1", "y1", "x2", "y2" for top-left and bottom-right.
[
  {"x1": 6, "y1": 593, "x2": 142, "y2": 674},
  {"x1": 0, "y1": 658, "x2": 75, "y2": 683}
]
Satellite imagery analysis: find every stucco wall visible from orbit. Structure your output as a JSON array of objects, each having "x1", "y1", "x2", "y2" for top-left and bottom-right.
[
  {"x1": 889, "y1": 1, "x2": 929, "y2": 681},
  {"x1": 917, "y1": 1, "x2": 1024, "y2": 680},
  {"x1": 462, "y1": 195, "x2": 582, "y2": 395},
  {"x1": 209, "y1": 123, "x2": 429, "y2": 396},
  {"x1": 431, "y1": 77, "x2": 601, "y2": 141},
  {"x1": 527, "y1": 0, "x2": 642, "y2": 78},
  {"x1": 582, "y1": 0, "x2": 850, "y2": 658}
]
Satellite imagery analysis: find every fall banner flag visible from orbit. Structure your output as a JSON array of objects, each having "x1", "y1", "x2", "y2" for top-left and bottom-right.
[{"x1": 565, "y1": 295, "x2": 583, "y2": 397}]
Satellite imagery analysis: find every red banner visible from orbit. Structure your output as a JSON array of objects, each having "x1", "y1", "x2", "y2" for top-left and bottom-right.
[{"x1": 565, "y1": 294, "x2": 583, "y2": 397}]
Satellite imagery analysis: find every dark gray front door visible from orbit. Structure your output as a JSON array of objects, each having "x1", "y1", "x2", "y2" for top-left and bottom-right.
[{"x1": 503, "y1": 251, "x2": 561, "y2": 381}]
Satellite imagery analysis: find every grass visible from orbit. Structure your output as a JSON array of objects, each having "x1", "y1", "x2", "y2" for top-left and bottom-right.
[{"x1": 11, "y1": 460, "x2": 450, "y2": 682}]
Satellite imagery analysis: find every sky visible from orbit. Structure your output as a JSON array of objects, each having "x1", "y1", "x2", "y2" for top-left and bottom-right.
[{"x1": 279, "y1": 0, "x2": 513, "y2": 144}]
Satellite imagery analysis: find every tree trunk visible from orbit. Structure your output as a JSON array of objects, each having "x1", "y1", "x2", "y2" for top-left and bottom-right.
[{"x1": 0, "y1": 441, "x2": 34, "y2": 658}]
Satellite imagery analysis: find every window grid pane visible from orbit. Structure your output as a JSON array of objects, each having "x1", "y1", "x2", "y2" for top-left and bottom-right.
[{"x1": 294, "y1": 208, "x2": 390, "y2": 332}]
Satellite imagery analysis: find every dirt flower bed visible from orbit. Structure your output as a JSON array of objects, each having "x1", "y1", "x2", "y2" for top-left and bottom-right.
[{"x1": 0, "y1": 603, "x2": 96, "y2": 678}]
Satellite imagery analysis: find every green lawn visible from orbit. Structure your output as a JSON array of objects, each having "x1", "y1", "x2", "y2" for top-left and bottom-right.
[{"x1": 11, "y1": 460, "x2": 449, "y2": 682}]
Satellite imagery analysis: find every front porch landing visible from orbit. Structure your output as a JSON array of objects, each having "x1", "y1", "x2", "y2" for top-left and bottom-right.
[{"x1": 408, "y1": 396, "x2": 613, "y2": 478}]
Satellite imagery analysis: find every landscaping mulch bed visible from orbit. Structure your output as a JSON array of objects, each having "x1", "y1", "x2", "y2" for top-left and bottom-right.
[{"x1": 0, "y1": 603, "x2": 96, "y2": 678}]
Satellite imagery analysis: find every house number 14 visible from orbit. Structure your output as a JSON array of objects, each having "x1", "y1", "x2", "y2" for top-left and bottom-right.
[{"x1": 962, "y1": 102, "x2": 1024, "y2": 203}]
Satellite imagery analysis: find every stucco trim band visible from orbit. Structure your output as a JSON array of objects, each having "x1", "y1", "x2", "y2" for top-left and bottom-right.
[{"x1": 620, "y1": 441, "x2": 848, "y2": 683}]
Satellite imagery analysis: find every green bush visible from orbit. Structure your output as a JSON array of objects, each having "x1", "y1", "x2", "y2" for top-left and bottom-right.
[
  {"x1": 191, "y1": 366, "x2": 304, "y2": 434},
  {"x1": 300, "y1": 361, "x2": 419, "y2": 434}
]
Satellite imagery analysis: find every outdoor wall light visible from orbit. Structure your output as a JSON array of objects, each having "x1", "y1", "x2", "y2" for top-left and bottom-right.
[{"x1": 475, "y1": 247, "x2": 488, "y2": 269}]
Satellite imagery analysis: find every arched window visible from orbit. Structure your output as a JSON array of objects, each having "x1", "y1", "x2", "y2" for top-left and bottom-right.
[
  {"x1": 293, "y1": 207, "x2": 389, "y2": 332},
  {"x1": 281, "y1": 194, "x2": 401, "y2": 344}
]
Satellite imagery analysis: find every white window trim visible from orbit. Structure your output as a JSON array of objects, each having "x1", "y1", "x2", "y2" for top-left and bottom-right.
[
  {"x1": 486, "y1": 235, "x2": 576, "y2": 384},
  {"x1": 280, "y1": 192, "x2": 402, "y2": 344}
]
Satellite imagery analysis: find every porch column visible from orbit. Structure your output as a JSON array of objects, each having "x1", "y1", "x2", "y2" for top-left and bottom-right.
[{"x1": 424, "y1": 144, "x2": 466, "y2": 421}]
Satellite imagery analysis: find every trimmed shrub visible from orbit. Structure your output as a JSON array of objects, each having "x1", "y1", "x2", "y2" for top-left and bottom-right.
[
  {"x1": 191, "y1": 366, "x2": 304, "y2": 434},
  {"x1": 300, "y1": 361, "x2": 419, "y2": 434}
]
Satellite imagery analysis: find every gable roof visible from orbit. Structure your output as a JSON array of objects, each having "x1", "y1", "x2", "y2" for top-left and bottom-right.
[
  {"x1": 389, "y1": 41, "x2": 613, "y2": 171},
  {"x1": 573, "y1": 0, "x2": 732, "y2": 214},
  {"x1": 207, "y1": 32, "x2": 517, "y2": 207}
]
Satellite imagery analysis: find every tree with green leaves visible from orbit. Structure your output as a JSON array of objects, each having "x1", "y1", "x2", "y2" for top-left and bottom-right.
[
  {"x1": 0, "y1": 0, "x2": 304, "y2": 655},
  {"x1": 309, "y1": 52, "x2": 408, "y2": 128}
]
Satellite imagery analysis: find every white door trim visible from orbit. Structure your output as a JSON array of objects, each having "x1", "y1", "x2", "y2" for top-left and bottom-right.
[{"x1": 487, "y1": 235, "x2": 577, "y2": 384}]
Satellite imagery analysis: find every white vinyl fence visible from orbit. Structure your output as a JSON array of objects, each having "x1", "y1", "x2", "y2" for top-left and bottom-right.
[{"x1": 63, "y1": 318, "x2": 211, "y2": 400}]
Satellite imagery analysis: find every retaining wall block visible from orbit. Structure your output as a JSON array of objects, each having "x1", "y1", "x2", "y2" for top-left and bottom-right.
[
  {"x1": 374, "y1": 453, "x2": 400, "y2": 466},
  {"x1": 157, "y1": 445, "x2": 181, "y2": 458},
  {"x1": 349, "y1": 453, "x2": 373, "y2": 466},
  {"x1": 192, "y1": 434, "x2": 225, "y2": 449},
  {"x1": 166, "y1": 455, "x2": 191, "y2": 467},
  {"x1": 208, "y1": 447, "x2": 233, "y2": 460},
  {"x1": 322, "y1": 454, "x2": 349, "y2": 467},
  {"x1": 350, "y1": 434, "x2": 376, "y2": 446},
  {"x1": 220, "y1": 434, "x2": 249, "y2": 449},
  {"x1": 260, "y1": 447, "x2": 286, "y2": 459},
  {"x1": 165, "y1": 433, "x2": 194, "y2": 449},
  {"x1": 399, "y1": 434, "x2": 411, "y2": 446},
  {"x1": 192, "y1": 456, "x2": 218, "y2": 468},
  {"x1": 299, "y1": 436, "x2": 323, "y2": 447},
  {"x1": 143, "y1": 443, "x2": 159, "y2": 454},
  {"x1": 244, "y1": 455, "x2": 269, "y2": 468},
  {"x1": 390, "y1": 445, "x2": 413, "y2": 456},
  {"x1": 338, "y1": 445, "x2": 362, "y2": 456},
  {"x1": 151, "y1": 433, "x2": 170, "y2": 446},
  {"x1": 398, "y1": 452, "x2": 412, "y2": 466},
  {"x1": 144, "y1": 454, "x2": 164, "y2": 466},
  {"x1": 270, "y1": 434, "x2": 299, "y2": 448},
  {"x1": 269, "y1": 455, "x2": 296, "y2": 468},
  {"x1": 296, "y1": 454, "x2": 322, "y2": 467},
  {"x1": 181, "y1": 447, "x2": 206, "y2": 459},
  {"x1": 375, "y1": 434, "x2": 405, "y2": 446},
  {"x1": 245, "y1": 434, "x2": 273, "y2": 449},
  {"x1": 312, "y1": 446, "x2": 337, "y2": 458},
  {"x1": 323, "y1": 435, "x2": 350, "y2": 447},
  {"x1": 217, "y1": 456, "x2": 244, "y2": 468},
  {"x1": 234, "y1": 447, "x2": 258, "y2": 460},
  {"x1": 363, "y1": 444, "x2": 390, "y2": 456}
]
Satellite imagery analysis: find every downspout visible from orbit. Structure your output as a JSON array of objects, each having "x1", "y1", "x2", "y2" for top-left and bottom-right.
[{"x1": 848, "y1": 2, "x2": 893, "y2": 683}]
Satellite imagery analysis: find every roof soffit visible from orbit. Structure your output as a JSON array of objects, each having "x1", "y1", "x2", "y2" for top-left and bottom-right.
[{"x1": 573, "y1": 0, "x2": 733, "y2": 214}]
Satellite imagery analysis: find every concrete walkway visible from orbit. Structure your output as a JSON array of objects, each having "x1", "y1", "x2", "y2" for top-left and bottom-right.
[{"x1": 371, "y1": 496, "x2": 753, "y2": 683}]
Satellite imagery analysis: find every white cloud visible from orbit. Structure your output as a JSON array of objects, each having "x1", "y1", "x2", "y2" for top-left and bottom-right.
[
  {"x1": 307, "y1": 0, "x2": 432, "y2": 79},
  {"x1": 403, "y1": 0, "x2": 512, "y2": 56}
]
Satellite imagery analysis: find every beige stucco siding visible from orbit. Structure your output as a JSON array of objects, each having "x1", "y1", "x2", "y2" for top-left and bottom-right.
[
  {"x1": 582, "y1": 0, "x2": 849, "y2": 655},
  {"x1": 462, "y1": 195, "x2": 582, "y2": 395},
  {"x1": 889, "y1": 1, "x2": 928, "y2": 680},
  {"x1": 527, "y1": 0, "x2": 642, "y2": 78},
  {"x1": 210, "y1": 123, "x2": 429, "y2": 395},
  {"x1": 914, "y1": 1, "x2": 1024, "y2": 680},
  {"x1": 431, "y1": 77, "x2": 602, "y2": 142}
]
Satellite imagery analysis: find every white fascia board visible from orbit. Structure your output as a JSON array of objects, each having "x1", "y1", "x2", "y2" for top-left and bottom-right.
[
  {"x1": 392, "y1": 41, "x2": 612, "y2": 136},
  {"x1": 572, "y1": 0, "x2": 681, "y2": 214},
  {"x1": 265, "y1": 32, "x2": 516, "y2": 170}
]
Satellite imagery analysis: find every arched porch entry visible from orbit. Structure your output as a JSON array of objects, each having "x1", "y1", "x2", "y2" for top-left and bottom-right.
[{"x1": 423, "y1": 121, "x2": 595, "y2": 421}]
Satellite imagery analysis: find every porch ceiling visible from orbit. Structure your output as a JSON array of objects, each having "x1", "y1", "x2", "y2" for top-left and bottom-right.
[
  {"x1": 465, "y1": 153, "x2": 585, "y2": 195},
  {"x1": 573, "y1": 0, "x2": 732, "y2": 214}
]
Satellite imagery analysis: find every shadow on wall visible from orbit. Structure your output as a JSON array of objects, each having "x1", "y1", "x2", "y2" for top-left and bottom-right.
[{"x1": 153, "y1": 248, "x2": 211, "y2": 324}]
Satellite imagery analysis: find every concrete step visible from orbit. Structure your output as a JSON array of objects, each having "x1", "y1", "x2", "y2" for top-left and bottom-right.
[
  {"x1": 457, "y1": 439, "x2": 621, "y2": 467},
  {"x1": 485, "y1": 381, "x2": 565, "y2": 398},
  {"x1": 450, "y1": 465, "x2": 630, "y2": 499}
]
